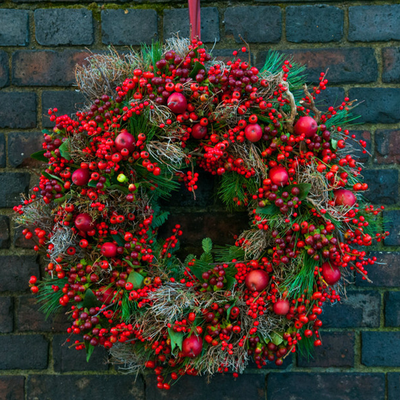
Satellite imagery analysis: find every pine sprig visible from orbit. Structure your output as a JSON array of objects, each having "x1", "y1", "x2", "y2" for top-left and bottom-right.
[{"x1": 36, "y1": 277, "x2": 69, "y2": 319}]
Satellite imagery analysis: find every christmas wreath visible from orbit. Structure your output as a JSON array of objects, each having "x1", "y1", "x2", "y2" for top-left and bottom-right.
[{"x1": 14, "y1": 37, "x2": 387, "y2": 389}]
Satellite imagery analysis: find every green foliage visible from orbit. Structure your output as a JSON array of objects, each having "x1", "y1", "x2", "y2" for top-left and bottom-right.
[
  {"x1": 127, "y1": 270, "x2": 144, "y2": 289},
  {"x1": 168, "y1": 328, "x2": 184, "y2": 352},
  {"x1": 214, "y1": 245, "x2": 245, "y2": 263},
  {"x1": 121, "y1": 292, "x2": 137, "y2": 322},
  {"x1": 36, "y1": 278, "x2": 69, "y2": 319},
  {"x1": 202, "y1": 238, "x2": 213, "y2": 253},
  {"x1": 30, "y1": 150, "x2": 47, "y2": 162},
  {"x1": 141, "y1": 42, "x2": 163, "y2": 70}
]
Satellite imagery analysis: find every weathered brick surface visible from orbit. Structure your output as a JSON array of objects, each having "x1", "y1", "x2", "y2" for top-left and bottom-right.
[
  {"x1": 362, "y1": 332, "x2": 400, "y2": 367},
  {"x1": 357, "y1": 252, "x2": 400, "y2": 287},
  {"x1": 8, "y1": 132, "x2": 44, "y2": 168},
  {"x1": 267, "y1": 373, "x2": 385, "y2": 400},
  {"x1": 0, "y1": 215, "x2": 10, "y2": 249},
  {"x1": 314, "y1": 87, "x2": 345, "y2": 112},
  {"x1": 27, "y1": 375, "x2": 145, "y2": 400},
  {"x1": 0, "y1": 335, "x2": 48, "y2": 370},
  {"x1": 0, "y1": 256, "x2": 39, "y2": 292},
  {"x1": 361, "y1": 169, "x2": 398, "y2": 205},
  {"x1": 225, "y1": 7, "x2": 281, "y2": 43},
  {"x1": 14, "y1": 225, "x2": 33, "y2": 249},
  {"x1": 384, "y1": 210, "x2": 400, "y2": 246},
  {"x1": 384, "y1": 291, "x2": 400, "y2": 327},
  {"x1": 0, "y1": 9, "x2": 28, "y2": 46},
  {"x1": 322, "y1": 291, "x2": 380, "y2": 328},
  {"x1": 0, "y1": 133, "x2": 5, "y2": 167},
  {"x1": 42, "y1": 91, "x2": 85, "y2": 127},
  {"x1": 0, "y1": 376, "x2": 25, "y2": 400},
  {"x1": 13, "y1": 50, "x2": 90, "y2": 86},
  {"x1": 35, "y1": 9, "x2": 94, "y2": 46},
  {"x1": 348, "y1": 88, "x2": 400, "y2": 124},
  {"x1": 102, "y1": 9, "x2": 158, "y2": 45},
  {"x1": 297, "y1": 332, "x2": 355, "y2": 368},
  {"x1": 382, "y1": 47, "x2": 400, "y2": 83},
  {"x1": 0, "y1": 50, "x2": 9, "y2": 87},
  {"x1": 388, "y1": 373, "x2": 400, "y2": 400},
  {"x1": 0, "y1": 297, "x2": 13, "y2": 333},
  {"x1": 349, "y1": 130, "x2": 371, "y2": 163},
  {"x1": 146, "y1": 374, "x2": 265, "y2": 400},
  {"x1": 375, "y1": 130, "x2": 400, "y2": 164},
  {"x1": 274, "y1": 48, "x2": 377, "y2": 84},
  {"x1": 0, "y1": 173, "x2": 31, "y2": 208},
  {"x1": 0, "y1": 92, "x2": 36, "y2": 128},
  {"x1": 164, "y1": 7, "x2": 220, "y2": 43},
  {"x1": 16, "y1": 295, "x2": 70, "y2": 332},
  {"x1": 286, "y1": 5, "x2": 343, "y2": 43},
  {"x1": 349, "y1": 5, "x2": 400, "y2": 42}
]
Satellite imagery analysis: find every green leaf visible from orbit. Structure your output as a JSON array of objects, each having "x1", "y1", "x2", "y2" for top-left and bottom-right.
[
  {"x1": 85, "y1": 342, "x2": 95, "y2": 362},
  {"x1": 42, "y1": 171, "x2": 63, "y2": 183},
  {"x1": 202, "y1": 238, "x2": 213, "y2": 253},
  {"x1": 59, "y1": 139, "x2": 72, "y2": 160},
  {"x1": 256, "y1": 204, "x2": 279, "y2": 216},
  {"x1": 31, "y1": 150, "x2": 48, "y2": 162},
  {"x1": 285, "y1": 183, "x2": 312, "y2": 201},
  {"x1": 225, "y1": 275, "x2": 236, "y2": 291},
  {"x1": 271, "y1": 332, "x2": 283, "y2": 346},
  {"x1": 200, "y1": 252, "x2": 213, "y2": 263},
  {"x1": 189, "y1": 61, "x2": 204, "y2": 79},
  {"x1": 168, "y1": 328, "x2": 184, "y2": 352},
  {"x1": 88, "y1": 180, "x2": 97, "y2": 188},
  {"x1": 54, "y1": 196, "x2": 65, "y2": 203},
  {"x1": 331, "y1": 139, "x2": 338, "y2": 150},
  {"x1": 83, "y1": 289, "x2": 100, "y2": 309},
  {"x1": 226, "y1": 301, "x2": 237, "y2": 319},
  {"x1": 111, "y1": 233, "x2": 125, "y2": 247},
  {"x1": 127, "y1": 271, "x2": 144, "y2": 289}
]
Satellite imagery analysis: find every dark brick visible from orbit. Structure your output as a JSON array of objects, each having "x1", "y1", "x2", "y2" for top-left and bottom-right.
[
  {"x1": 146, "y1": 374, "x2": 265, "y2": 400},
  {"x1": 35, "y1": 9, "x2": 93, "y2": 46},
  {"x1": 27, "y1": 375, "x2": 145, "y2": 400},
  {"x1": 8, "y1": 132, "x2": 44, "y2": 168},
  {"x1": 286, "y1": 5, "x2": 343, "y2": 43},
  {"x1": 349, "y1": 5, "x2": 400, "y2": 42},
  {"x1": 13, "y1": 50, "x2": 90, "y2": 86},
  {"x1": 388, "y1": 373, "x2": 400, "y2": 400},
  {"x1": 0, "y1": 50, "x2": 9, "y2": 87},
  {"x1": 349, "y1": 130, "x2": 371, "y2": 163},
  {"x1": 249, "y1": 353, "x2": 293, "y2": 370},
  {"x1": 274, "y1": 48, "x2": 377, "y2": 84},
  {"x1": 0, "y1": 10, "x2": 28, "y2": 46},
  {"x1": 0, "y1": 376, "x2": 25, "y2": 400},
  {"x1": 14, "y1": 225, "x2": 33, "y2": 249},
  {"x1": 16, "y1": 295, "x2": 70, "y2": 332},
  {"x1": 42, "y1": 91, "x2": 86, "y2": 128},
  {"x1": 385, "y1": 291, "x2": 400, "y2": 327},
  {"x1": 384, "y1": 210, "x2": 400, "y2": 246},
  {"x1": 102, "y1": 9, "x2": 158, "y2": 45},
  {"x1": 0, "y1": 297, "x2": 13, "y2": 333},
  {"x1": 267, "y1": 373, "x2": 385, "y2": 400},
  {"x1": 361, "y1": 169, "x2": 398, "y2": 204},
  {"x1": 375, "y1": 130, "x2": 400, "y2": 164},
  {"x1": 0, "y1": 256, "x2": 39, "y2": 292},
  {"x1": 53, "y1": 334, "x2": 108, "y2": 372},
  {"x1": 322, "y1": 291, "x2": 381, "y2": 328},
  {"x1": 357, "y1": 252, "x2": 400, "y2": 287},
  {"x1": 0, "y1": 92, "x2": 36, "y2": 128},
  {"x1": 362, "y1": 332, "x2": 400, "y2": 367},
  {"x1": 0, "y1": 173, "x2": 31, "y2": 208},
  {"x1": 0, "y1": 335, "x2": 48, "y2": 370},
  {"x1": 314, "y1": 87, "x2": 345, "y2": 112},
  {"x1": 164, "y1": 8, "x2": 220, "y2": 43},
  {"x1": 382, "y1": 47, "x2": 400, "y2": 83},
  {"x1": 298, "y1": 332, "x2": 354, "y2": 368},
  {"x1": 0, "y1": 133, "x2": 5, "y2": 167},
  {"x1": 349, "y1": 88, "x2": 400, "y2": 124},
  {"x1": 225, "y1": 7, "x2": 281, "y2": 43},
  {"x1": 0, "y1": 215, "x2": 10, "y2": 249},
  {"x1": 212, "y1": 49, "x2": 255, "y2": 66}
]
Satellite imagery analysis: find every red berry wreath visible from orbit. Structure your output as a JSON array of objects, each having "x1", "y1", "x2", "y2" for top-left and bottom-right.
[{"x1": 15, "y1": 38, "x2": 386, "y2": 389}]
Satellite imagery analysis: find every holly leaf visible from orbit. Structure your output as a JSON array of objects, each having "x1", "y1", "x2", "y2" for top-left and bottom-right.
[
  {"x1": 271, "y1": 332, "x2": 283, "y2": 346},
  {"x1": 256, "y1": 204, "x2": 279, "y2": 215},
  {"x1": 189, "y1": 61, "x2": 204, "y2": 79},
  {"x1": 168, "y1": 328, "x2": 184, "y2": 352},
  {"x1": 85, "y1": 342, "x2": 95, "y2": 362},
  {"x1": 225, "y1": 275, "x2": 236, "y2": 291},
  {"x1": 111, "y1": 233, "x2": 125, "y2": 247},
  {"x1": 31, "y1": 150, "x2": 47, "y2": 162},
  {"x1": 127, "y1": 271, "x2": 144, "y2": 289},
  {"x1": 83, "y1": 289, "x2": 100, "y2": 309},
  {"x1": 59, "y1": 139, "x2": 71, "y2": 160},
  {"x1": 202, "y1": 238, "x2": 213, "y2": 253}
]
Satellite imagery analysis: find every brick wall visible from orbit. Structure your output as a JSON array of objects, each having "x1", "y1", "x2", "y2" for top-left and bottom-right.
[{"x1": 0, "y1": 1, "x2": 399, "y2": 399}]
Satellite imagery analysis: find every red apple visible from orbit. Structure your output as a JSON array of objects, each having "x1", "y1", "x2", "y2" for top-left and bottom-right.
[
  {"x1": 334, "y1": 189, "x2": 356, "y2": 207},
  {"x1": 101, "y1": 242, "x2": 117, "y2": 258},
  {"x1": 167, "y1": 92, "x2": 187, "y2": 114},
  {"x1": 74, "y1": 213, "x2": 94, "y2": 232},
  {"x1": 115, "y1": 130, "x2": 135, "y2": 153},
  {"x1": 98, "y1": 286, "x2": 114, "y2": 304},
  {"x1": 245, "y1": 123, "x2": 263, "y2": 142},
  {"x1": 321, "y1": 262, "x2": 341, "y2": 285},
  {"x1": 269, "y1": 166, "x2": 289, "y2": 186},
  {"x1": 294, "y1": 116, "x2": 318, "y2": 138},
  {"x1": 191, "y1": 123, "x2": 207, "y2": 139},
  {"x1": 273, "y1": 299, "x2": 290, "y2": 315},
  {"x1": 72, "y1": 168, "x2": 90, "y2": 186},
  {"x1": 245, "y1": 270, "x2": 270, "y2": 292},
  {"x1": 182, "y1": 336, "x2": 203, "y2": 358}
]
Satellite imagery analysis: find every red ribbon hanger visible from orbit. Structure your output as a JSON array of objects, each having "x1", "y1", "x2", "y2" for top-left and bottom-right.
[{"x1": 188, "y1": 0, "x2": 201, "y2": 41}]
